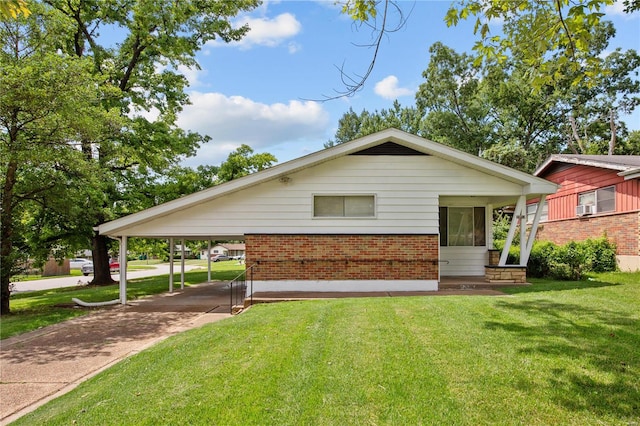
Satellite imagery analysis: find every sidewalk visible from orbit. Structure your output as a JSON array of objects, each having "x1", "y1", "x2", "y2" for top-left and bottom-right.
[{"x1": 0, "y1": 282, "x2": 233, "y2": 425}]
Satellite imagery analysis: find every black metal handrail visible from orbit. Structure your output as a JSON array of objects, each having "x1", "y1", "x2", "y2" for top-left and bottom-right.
[{"x1": 229, "y1": 264, "x2": 256, "y2": 314}]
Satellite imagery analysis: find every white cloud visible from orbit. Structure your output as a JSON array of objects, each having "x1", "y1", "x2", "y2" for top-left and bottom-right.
[
  {"x1": 209, "y1": 13, "x2": 302, "y2": 50},
  {"x1": 288, "y1": 41, "x2": 302, "y2": 54},
  {"x1": 177, "y1": 92, "x2": 330, "y2": 166},
  {"x1": 177, "y1": 65, "x2": 208, "y2": 88},
  {"x1": 605, "y1": 0, "x2": 631, "y2": 16},
  {"x1": 374, "y1": 75, "x2": 413, "y2": 100}
]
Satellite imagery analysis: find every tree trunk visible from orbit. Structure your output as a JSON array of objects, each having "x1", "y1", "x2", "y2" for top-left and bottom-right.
[
  {"x1": 608, "y1": 109, "x2": 617, "y2": 156},
  {"x1": 91, "y1": 231, "x2": 116, "y2": 286},
  {"x1": 1, "y1": 159, "x2": 18, "y2": 315}
]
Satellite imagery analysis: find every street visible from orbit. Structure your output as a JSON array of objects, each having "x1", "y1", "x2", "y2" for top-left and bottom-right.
[{"x1": 10, "y1": 263, "x2": 200, "y2": 293}]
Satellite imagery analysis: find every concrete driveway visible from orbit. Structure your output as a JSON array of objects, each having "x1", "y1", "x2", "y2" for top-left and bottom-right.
[{"x1": 0, "y1": 281, "x2": 233, "y2": 425}]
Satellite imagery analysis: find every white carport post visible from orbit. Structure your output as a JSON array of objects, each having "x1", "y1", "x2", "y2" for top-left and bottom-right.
[
  {"x1": 119, "y1": 236, "x2": 128, "y2": 305},
  {"x1": 207, "y1": 240, "x2": 212, "y2": 282},
  {"x1": 521, "y1": 194, "x2": 547, "y2": 266},
  {"x1": 499, "y1": 195, "x2": 526, "y2": 266},
  {"x1": 169, "y1": 238, "x2": 174, "y2": 293},
  {"x1": 180, "y1": 238, "x2": 185, "y2": 290}
]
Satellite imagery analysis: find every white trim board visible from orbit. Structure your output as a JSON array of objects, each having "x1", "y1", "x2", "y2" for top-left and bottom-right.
[{"x1": 247, "y1": 280, "x2": 439, "y2": 295}]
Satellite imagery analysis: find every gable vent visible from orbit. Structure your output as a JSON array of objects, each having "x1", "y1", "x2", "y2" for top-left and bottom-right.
[{"x1": 350, "y1": 142, "x2": 428, "y2": 156}]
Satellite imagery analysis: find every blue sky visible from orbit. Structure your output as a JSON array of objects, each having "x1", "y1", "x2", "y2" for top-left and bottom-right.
[{"x1": 171, "y1": 0, "x2": 640, "y2": 167}]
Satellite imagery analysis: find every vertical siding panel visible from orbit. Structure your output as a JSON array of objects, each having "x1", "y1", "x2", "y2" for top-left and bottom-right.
[{"x1": 541, "y1": 164, "x2": 640, "y2": 219}]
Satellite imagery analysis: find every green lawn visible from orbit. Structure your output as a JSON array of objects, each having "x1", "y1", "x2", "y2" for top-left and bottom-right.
[
  {"x1": 1, "y1": 262, "x2": 245, "y2": 340},
  {"x1": 12, "y1": 272, "x2": 639, "y2": 425}
]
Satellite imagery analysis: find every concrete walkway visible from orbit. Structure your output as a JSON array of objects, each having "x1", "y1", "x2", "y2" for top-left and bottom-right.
[{"x1": 0, "y1": 282, "x2": 233, "y2": 425}]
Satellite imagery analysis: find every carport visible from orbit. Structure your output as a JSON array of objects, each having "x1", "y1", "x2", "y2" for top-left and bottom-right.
[{"x1": 112, "y1": 236, "x2": 245, "y2": 305}]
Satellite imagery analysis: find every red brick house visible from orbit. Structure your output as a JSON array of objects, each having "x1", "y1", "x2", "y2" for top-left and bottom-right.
[
  {"x1": 99, "y1": 129, "x2": 557, "y2": 303},
  {"x1": 532, "y1": 155, "x2": 640, "y2": 271}
]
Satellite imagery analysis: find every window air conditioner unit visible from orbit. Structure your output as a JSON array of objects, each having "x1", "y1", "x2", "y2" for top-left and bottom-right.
[{"x1": 576, "y1": 205, "x2": 594, "y2": 216}]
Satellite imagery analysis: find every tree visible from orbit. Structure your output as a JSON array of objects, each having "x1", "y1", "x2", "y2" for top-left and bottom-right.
[
  {"x1": 336, "y1": 0, "x2": 637, "y2": 97},
  {"x1": 1, "y1": 7, "x2": 114, "y2": 313},
  {"x1": 416, "y1": 42, "x2": 493, "y2": 156},
  {"x1": 324, "y1": 102, "x2": 423, "y2": 147},
  {"x1": 329, "y1": 35, "x2": 638, "y2": 172},
  {"x1": 0, "y1": 0, "x2": 29, "y2": 18},
  {"x1": 37, "y1": 0, "x2": 260, "y2": 286},
  {"x1": 217, "y1": 145, "x2": 277, "y2": 182}
]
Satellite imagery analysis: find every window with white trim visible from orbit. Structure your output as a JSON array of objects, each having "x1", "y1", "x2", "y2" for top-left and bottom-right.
[
  {"x1": 439, "y1": 207, "x2": 486, "y2": 247},
  {"x1": 526, "y1": 200, "x2": 548, "y2": 224},
  {"x1": 578, "y1": 186, "x2": 615, "y2": 214},
  {"x1": 313, "y1": 195, "x2": 375, "y2": 217}
]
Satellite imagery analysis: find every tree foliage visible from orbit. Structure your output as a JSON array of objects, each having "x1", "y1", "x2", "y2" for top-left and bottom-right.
[
  {"x1": 1, "y1": 0, "x2": 260, "y2": 314},
  {"x1": 1, "y1": 6, "x2": 115, "y2": 313},
  {"x1": 0, "y1": 0, "x2": 29, "y2": 18},
  {"x1": 217, "y1": 145, "x2": 277, "y2": 182},
  {"x1": 329, "y1": 32, "x2": 639, "y2": 172},
  {"x1": 33, "y1": 0, "x2": 260, "y2": 287},
  {"x1": 337, "y1": 0, "x2": 638, "y2": 97}
]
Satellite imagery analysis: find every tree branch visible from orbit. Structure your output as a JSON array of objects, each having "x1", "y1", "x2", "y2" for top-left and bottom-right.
[{"x1": 308, "y1": 0, "x2": 413, "y2": 102}]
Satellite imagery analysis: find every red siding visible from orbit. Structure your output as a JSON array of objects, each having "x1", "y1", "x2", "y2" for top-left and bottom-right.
[
  {"x1": 617, "y1": 180, "x2": 640, "y2": 211},
  {"x1": 540, "y1": 164, "x2": 639, "y2": 220}
]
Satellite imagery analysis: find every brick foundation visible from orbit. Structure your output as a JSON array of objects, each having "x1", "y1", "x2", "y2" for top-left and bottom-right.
[
  {"x1": 485, "y1": 266, "x2": 527, "y2": 283},
  {"x1": 245, "y1": 234, "x2": 439, "y2": 282},
  {"x1": 535, "y1": 211, "x2": 640, "y2": 256}
]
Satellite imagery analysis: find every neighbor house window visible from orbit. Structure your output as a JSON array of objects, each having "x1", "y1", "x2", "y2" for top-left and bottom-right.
[
  {"x1": 313, "y1": 195, "x2": 375, "y2": 217},
  {"x1": 526, "y1": 200, "x2": 548, "y2": 224},
  {"x1": 439, "y1": 207, "x2": 485, "y2": 246},
  {"x1": 578, "y1": 186, "x2": 615, "y2": 214}
]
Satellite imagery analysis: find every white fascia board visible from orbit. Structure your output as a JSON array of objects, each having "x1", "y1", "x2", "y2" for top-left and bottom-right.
[
  {"x1": 535, "y1": 154, "x2": 637, "y2": 176},
  {"x1": 619, "y1": 167, "x2": 640, "y2": 180},
  {"x1": 523, "y1": 181, "x2": 559, "y2": 197}
]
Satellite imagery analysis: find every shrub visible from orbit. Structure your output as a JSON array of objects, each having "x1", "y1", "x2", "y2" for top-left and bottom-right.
[
  {"x1": 582, "y1": 236, "x2": 617, "y2": 272},
  {"x1": 493, "y1": 235, "x2": 617, "y2": 280},
  {"x1": 552, "y1": 241, "x2": 586, "y2": 280},
  {"x1": 527, "y1": 241, "x2": 558, "y2": 278}
]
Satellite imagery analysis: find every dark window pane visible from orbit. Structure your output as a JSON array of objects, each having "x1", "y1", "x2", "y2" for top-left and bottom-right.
[
  {"x1": 439, "y1": 207, "x2": 448, "y2": 246},
  {"x1": 474, "y1": 207, "x2": 486, "y2": 246}
]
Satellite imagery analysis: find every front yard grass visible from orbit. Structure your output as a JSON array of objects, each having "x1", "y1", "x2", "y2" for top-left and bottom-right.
[
  {"x1": 1, "y1": 263, "x2": 244, "y2": 340},
  {"x1": 12, "y1": 272, "x2": 639, "y2": 425}
]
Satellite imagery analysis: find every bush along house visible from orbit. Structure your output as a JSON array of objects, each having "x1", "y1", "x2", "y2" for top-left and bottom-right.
[
  {"x1": 531, "y1": 154, "x2": 640, "y2": 271},
  {"x1": 98, "y1": 129, "x2": 557, "y2": 304}
]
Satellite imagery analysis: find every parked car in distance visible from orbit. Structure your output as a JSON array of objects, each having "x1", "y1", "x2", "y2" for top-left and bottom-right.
[
  {"x1": 210, "y1": 254, "x2": 230, "y2": 262},
  {"x1": 69, "y1": 258, "x2": 92, "y2": 269},
  {"x1": 81, "y1": 261, "x2": 120, "y2": 276}
]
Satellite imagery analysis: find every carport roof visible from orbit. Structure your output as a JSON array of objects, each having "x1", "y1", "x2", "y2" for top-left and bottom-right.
[{"x1": 99, "y1": 129, "x2": 558, "y2": 237}]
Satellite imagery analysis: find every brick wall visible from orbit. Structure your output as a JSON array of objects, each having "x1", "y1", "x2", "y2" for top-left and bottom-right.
[
  {"x1": 535, "y1": 211, "x2": 640, "y2": 256},
  {"x1": 245, "y1": 234, "x2": 439, "y2": 281}
]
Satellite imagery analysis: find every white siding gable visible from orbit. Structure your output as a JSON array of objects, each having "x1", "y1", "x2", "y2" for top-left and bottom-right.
[{"x1": 120, "y1": 154, "x2": 524, "y2": 238}]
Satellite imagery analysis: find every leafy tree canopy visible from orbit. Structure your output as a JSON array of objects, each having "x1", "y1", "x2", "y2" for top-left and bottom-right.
[{"x1": 338, "y1": 0, "x2": 638, "y2": 95}]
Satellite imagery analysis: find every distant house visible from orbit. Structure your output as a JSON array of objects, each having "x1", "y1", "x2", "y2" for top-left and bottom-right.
[
  {"x1": 200, "y1": 243, "x2": 246, "y2": 259},
  {"x1": 532, "y1": 155, "x2": 640, "y2": 271},
  {"x1": 173, "y1": 244, "x2": 192, "y2": 256},
  {"x1": 98, "y1": 129, "x2": 557, "y2": 303}
]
